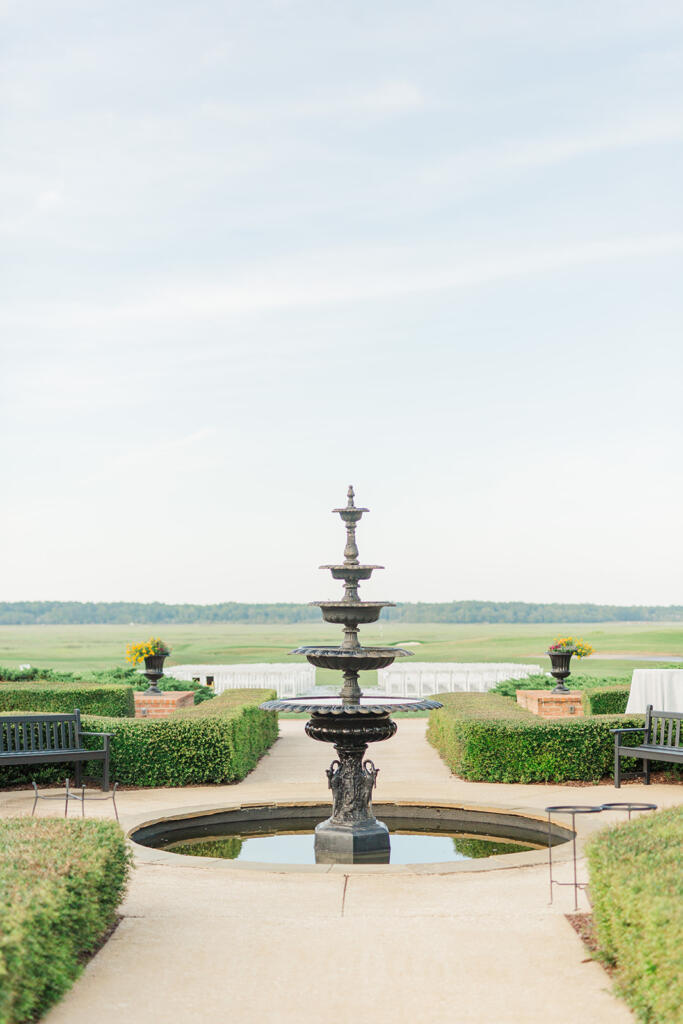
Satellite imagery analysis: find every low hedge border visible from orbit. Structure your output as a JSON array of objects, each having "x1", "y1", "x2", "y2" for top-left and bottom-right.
[
  {"x1": 583, "y1": 687, "x2": 630, "y2": 716},
  {"x1": 83, "y1": 689, "x2": 278, "y2": 787},
  {"x1": 0, "y1": 690, "x2": 278, "y2": 789},
  {"x1": 587, "y1": 805, "x2": 683, "y2": 1023},
  {"x1": 427, "y1": 693, "x2": 642, "y2": 782},
  {"x1": 0, "y1": 683, "x2": 134, "y2": 718},
  {"x1": 0, "y1": 817, "x2": 132, "y2": 1024}
]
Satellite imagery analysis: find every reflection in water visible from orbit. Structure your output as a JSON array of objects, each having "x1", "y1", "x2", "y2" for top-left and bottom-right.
[
  {"x1": 173, "y1": 836, "x2": 243, "y2": 859},
  {"x1": 169, "y1": 830, "x2": 535, "y2": 866}
]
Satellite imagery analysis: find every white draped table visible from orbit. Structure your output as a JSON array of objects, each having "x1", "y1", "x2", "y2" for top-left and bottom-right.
[{"x1": 625, "y1": 669, "x2": 683, "y2": 714}]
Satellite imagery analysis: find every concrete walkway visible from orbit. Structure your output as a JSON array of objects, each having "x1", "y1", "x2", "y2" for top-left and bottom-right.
[{"x1": 4, "y1": 720, "x2": 681, "y2": 1024}]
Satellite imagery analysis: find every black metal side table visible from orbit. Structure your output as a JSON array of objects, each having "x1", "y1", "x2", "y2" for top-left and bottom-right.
[
  {"x1": 32, "y1": 779, "x2": 119, "y2": 822},
  {"x1": 545, "y1": 805, "x2": 603, "y2": 911},
  {"x1": 545, "y1": 802, "x2": 658, "y2": 911},
  {"x1": 600, "y1": 801, "x2": 657, "y2": 820}
]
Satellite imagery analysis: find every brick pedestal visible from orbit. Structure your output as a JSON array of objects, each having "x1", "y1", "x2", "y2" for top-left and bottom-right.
[
  {"x1": 516, "y1": 690, "x2": 584, "y2": 718},
  {"x1": 134, "y1": 691, "x2": 195, "y2": 719}
]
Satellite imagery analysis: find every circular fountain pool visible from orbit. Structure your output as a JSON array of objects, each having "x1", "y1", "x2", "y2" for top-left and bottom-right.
[{"x1": 130, "y1": 802, "x2": 572, "y2": 868}]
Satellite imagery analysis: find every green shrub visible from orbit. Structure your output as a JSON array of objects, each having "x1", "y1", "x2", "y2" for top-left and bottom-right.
[
  {"x1": 492, "y1": 673, "x2": 631, "y2": 700},
  {"x1": 587, "y1": 806, "x2": 683, "y2": 1023},
  {"x1": 584, "y1": 687, "x2": 630, "y2": 715},
  {"x1": 0, "y1": 684, "x2": 134, "y2": 718},
  {"x1": 79, "y1": 689, "x2": 278, "y2": 786},
  {"x1": 0, "y1": 666, "x2": 140, "y2": 686},
  {"x1": 427, "y1": 693, "x2": 643, "y2": 782},
  {"x1": 0, "y1": 817, "x2": 132, "y2": 1024},
  {"x1": 0, "y1": 664, "x2": 215, "y2": 707},
  {"x1": 492, "y1": 673, "x2": 553, "y2": 697},
  {"x1": 132, "y1": 677, "x2": 216, "y2": 704}
]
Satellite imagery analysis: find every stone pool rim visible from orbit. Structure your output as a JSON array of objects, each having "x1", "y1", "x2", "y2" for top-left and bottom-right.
[{"x1": 127, "y1": 800, "x2": 580, "y2": 875}]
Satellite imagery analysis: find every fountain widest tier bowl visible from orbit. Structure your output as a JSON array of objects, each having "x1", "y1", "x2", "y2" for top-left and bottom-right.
[{"x1": 260, "y1": 694, "x2": 441, "y2": 714}]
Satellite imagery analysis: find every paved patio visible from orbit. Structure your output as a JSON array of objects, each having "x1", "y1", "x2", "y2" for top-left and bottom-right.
[{"x1": 3, "y1": 719, "x2": 681, "y2": 1023}]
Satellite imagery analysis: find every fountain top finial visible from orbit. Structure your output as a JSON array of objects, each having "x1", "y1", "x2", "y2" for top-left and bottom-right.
[{"x1": 332, "y1": 487, "x2": 368, "y2": 519}]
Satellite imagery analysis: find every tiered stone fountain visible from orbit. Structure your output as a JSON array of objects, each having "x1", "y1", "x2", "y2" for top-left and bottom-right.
[{"x1": 261, "y1": 487, "x2": 441, "y2": 863}]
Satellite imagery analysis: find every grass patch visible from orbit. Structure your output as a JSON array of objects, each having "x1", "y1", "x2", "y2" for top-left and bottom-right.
[
  {"x1": 0, "y1": 817, "x2": 131, "y2": 1024},
  {"x1": 0, "y1": 621, "x2": 680, "y2": 672},
  {"x1": 587, "y1": 806, "x2": 683, "y2": 1023}
]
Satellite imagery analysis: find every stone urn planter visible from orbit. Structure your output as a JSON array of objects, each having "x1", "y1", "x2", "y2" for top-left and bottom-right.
[
  {"x1": 547, "y1": 650, "x2": 573, "y2": 694},
  {"x1": 142, "y1": 654, "x2": 167, "y2": 696}
]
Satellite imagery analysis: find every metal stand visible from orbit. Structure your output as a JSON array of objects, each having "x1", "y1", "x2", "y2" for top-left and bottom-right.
[
  {"x1": 546, "y1": 802, "x2": 657, "y2": 911},
  {"x1": 32, "y1": 778, "x2": 119, "y2": 822},
  {"x1": 545, "y1": 806, "x2": 602, "y2": 911}
]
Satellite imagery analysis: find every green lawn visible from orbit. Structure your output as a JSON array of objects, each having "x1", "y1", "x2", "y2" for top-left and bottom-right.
[{"x1": 0, "y1": 622, "x2": 680, "y2": 681}]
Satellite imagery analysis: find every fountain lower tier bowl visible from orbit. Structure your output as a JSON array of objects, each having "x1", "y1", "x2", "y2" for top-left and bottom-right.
[
  {"x1": 313, "y1": 602, "x2": 394, "y2": 626},
  {"x1": 260, "y1": 694, "x2": 441, "y2": 714},
  {"x1": 291, "y1": 645, "x2": 413, "y2": 671}
]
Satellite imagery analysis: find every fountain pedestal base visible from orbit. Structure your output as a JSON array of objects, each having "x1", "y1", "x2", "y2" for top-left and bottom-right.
[{"x1": 314, "y1": 817, "x2": 390, "y2": 864}]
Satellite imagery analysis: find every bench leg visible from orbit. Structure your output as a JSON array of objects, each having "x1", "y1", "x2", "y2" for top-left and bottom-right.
[
  {"x1": 74, "y1": 761, "x2": 82, "y2": 788},
  {"x1": 644, "y1": 757, "x2": 651, "y2": 785},
  {"x1": 102, "y1": 757, "x2": 110, "y2": 793},
  {"x1": 614, "y1": 739, "x2": 621, "y2": 789}
]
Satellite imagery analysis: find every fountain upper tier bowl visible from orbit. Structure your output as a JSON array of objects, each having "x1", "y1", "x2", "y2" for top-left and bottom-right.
[
  {"x1": 291, "y1": 644, "x2": 413, "y2": 671},
  {"x1": 260, "y1": 694, "x2": 441, "y2": 714},
  {"x1": 321, "y1": 564, "x2": 383, "y2": 581}
]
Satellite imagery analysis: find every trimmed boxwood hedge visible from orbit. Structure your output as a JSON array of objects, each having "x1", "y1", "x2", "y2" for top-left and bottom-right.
[
  {"x1": 583, "y1": 687, "x2": 630, "y2": 716},
  {"x1": 80, "y1": 689, "x2": 278, "y2": 786},
  {"x1": 0, "y1": 817, "x2": 131, "y2": 1024},
  {"x1": 587, "y1": 805, "x2": 683, "y2": 1023},
  {"x1": 427, "y1": 693, "x2": 643, "y2": 782},
  {"x1": 0, "y1": 683, "x2": 134, "y2": 718}
]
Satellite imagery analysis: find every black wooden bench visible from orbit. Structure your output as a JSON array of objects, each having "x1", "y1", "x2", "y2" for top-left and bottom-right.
[
  {"x1": 612, "y1": 705, "x2": 683, "y2": 787},
  {"x1": 0, "y1": 710, "x2": 112, "y2": 791}
]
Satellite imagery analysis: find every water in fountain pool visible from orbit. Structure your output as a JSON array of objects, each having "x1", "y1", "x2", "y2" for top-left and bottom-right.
[{"x1": 166, "y1": 827, "x2": 537, "y2": 865}]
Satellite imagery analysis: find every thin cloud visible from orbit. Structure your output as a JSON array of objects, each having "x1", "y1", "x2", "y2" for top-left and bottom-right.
[
  {"x1": 421, "y1": 113, "x2": 683, "y2": 186},
  {"x1": 3, "y1": 233, "x2": 682, "y2": 328}
]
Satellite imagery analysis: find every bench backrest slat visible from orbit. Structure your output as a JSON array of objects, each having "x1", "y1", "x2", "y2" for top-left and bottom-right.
[{"x1": 676, "y1": 720, "x2": 681, "y2": 748}]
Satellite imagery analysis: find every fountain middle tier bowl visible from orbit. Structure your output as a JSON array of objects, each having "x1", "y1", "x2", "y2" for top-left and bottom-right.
[
  {"x1": 260, "y1": 694, "x2": 441, "y2": 714},
  {"x1": 291, "y1": 644, "x2": 413, "y2": 671},
  {"x1": 313, "y1": 601, "x2": 394, "y2": 626}
]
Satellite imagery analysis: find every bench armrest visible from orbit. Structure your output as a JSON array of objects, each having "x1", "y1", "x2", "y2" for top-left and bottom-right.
[
  {"x1": 80, "y1": 731, "x2": 114, "y2": 738},
  {"x1": 610, "y1": 726, "x2": 646, "y2": 737}
]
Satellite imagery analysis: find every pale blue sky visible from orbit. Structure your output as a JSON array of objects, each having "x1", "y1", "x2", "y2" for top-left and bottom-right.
[{"x1": 2, "y1": 1, "x2": 682, "y2": 604}]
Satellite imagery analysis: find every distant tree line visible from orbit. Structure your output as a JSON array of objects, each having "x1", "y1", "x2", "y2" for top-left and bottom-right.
[{"x1": 1, "y1": 600, "x2": 681, "y2": 625}]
